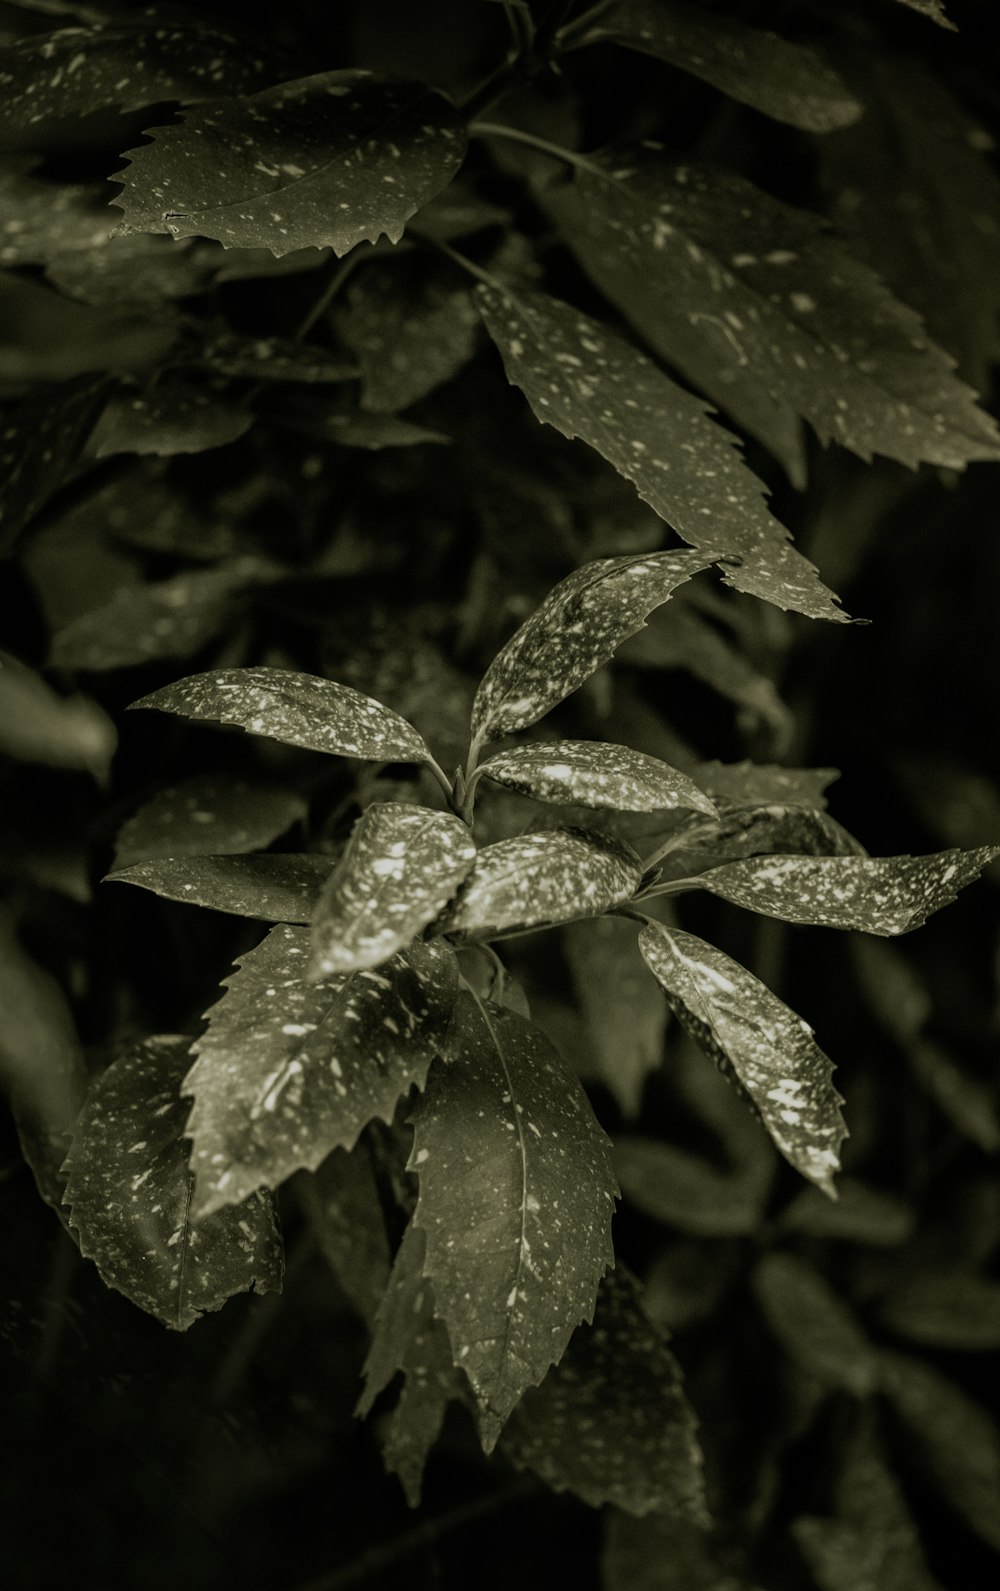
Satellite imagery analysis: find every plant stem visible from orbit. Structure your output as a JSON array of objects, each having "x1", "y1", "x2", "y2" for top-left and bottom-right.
[
  {"x1": 554, "y1": 0, "x2": 618, "y2": 50},
  {"x1": 424, "y1": 753, "x2": 461, "y2": 812},
  {"x1": 469, "y1": 119, "x2": 604, "y2": 174},
  {"x1": 294, "y1": 249, "x2": 370, "y2": 342}
]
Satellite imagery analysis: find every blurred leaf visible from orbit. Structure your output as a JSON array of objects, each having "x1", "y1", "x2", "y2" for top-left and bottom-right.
[
  {"x1": 639, "y1": 922, "x2": 846, "y2": 1195},
  {"x1": 0, "y1": 261, "x2": 175, "y2": 381},
  {"x1": 476, "y1": 282, "x2": 846, "y2": 621},
  {"x1": 0, "y1": 376, "x2": 106, "y2": 553},
  {"x1": 781, "y1": 1177, "x2": 914, "y2": 1246},
  {"x1": 891, "y1": 0, "x2": 955, "y2": 27},
  {"x1": 0, "y1": 156, "x2": 111, "y2": 266},
  {"x1": 274, "y1": 396, "x2": 451, "y2": 448},
  {"x1": 105, "y1": 853, "x2": 333, "y2": 922},
  {"x1": 875, "y1": 1268, "x2": 1000, "y2": 1350},
  {"x1": 692, "y1": 761, "x2": 840, "y2": 811},
  {"x1": 308, "y1": 802, "x2": 476, "y2": 976},
  {"x1": 480, "y1": 740, "x2": 716, "y2": 815},
  {"x1": 440, "y1": 828, "x2": 642, "y2": 941},
  {"x1": 614, "y1": 1135, "x2": 768, "y2": 1237},
  {"x1": 412, "y1": 991, "x2": 617, "y2": 1448},
  {"x1": 333, "y1": 255, "x2": 480, "y2": 411},
  {"x1": 185, "y1": 928, "x2": 458, "y2": 1217},
  {"x1": 564, "y1": 0, "x2": 861, "y2": 132},
  {"x1": 90, "y1": 382, "x2": 254, "y2": 458},
  {"x1": 501, "y1": 1267, "x2": 707, "y2": 1518},
  {"x1": 0, "y1": 656, "x2": 115, "y2": 780},
  {"x1": 297, "y1": 1145, "x2": 391, "y2": 1325},
  {"x1": 195, "y1": 331, "x2": 357, "y2": 384},
  {"x1": 563, "y1": 914, "x2": 667, "y2": 1117},
  {"x1": 604, "y1": 1510, "x2": 761, "y2": 1591},
  {"x1": 660, "y1": 803, "x2": 864, "y2": 882},
  {"x1": 113, "y1": 71, "x2": 468, "y2": 255},
  {"x1": 46, "y1": 232, "x2": 214, "y2": 307},
  {"x1": 63, "y1": 1035, "x2": 283, "y2": 1330},
  {"x1": 906, "y1": 1037, "x2": 1000, "y2": 1152},
  {"x1": 892, "y1": 753, "x2": 1000, "y2": 881},
  {"x1": 113, "y1": 774, "x2": 306, "y2": 870},
  {"x1": 753, "y1": 1252, "x2": 879, "y2": 1396}
]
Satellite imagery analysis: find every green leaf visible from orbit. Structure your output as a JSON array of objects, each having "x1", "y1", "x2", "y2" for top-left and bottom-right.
[
  {"x1": 0, "y1": 378, "x2": 105, "y2": 554},
  {"x1": 638, "y1": 922, "x2": 846, "y2": 1195},
  {"x1": 697, "y1": 846, "x2": 1000, "y2": 934},
  {"x1": 614, "y1": 1136, "x2": 768, "y2": 1237},
  {"x1": 308, "y1": 802, "x2": 477, "y2": 977},
  {"x1": 130, "y1": 665, "x2": 434, "y2": 764},
  {"x1": 875, "y1": 1268, "x2": 1000, "y2": 1351},
  {"x1": 113, "y1": 71, "x2": 468, "y2": 256},
  {"x1": 62, "y1": 1036, "x2": 283, "y2": 1330},
  {"x1": 564, "y1": 0, "x2": 861, "y2": 133},
  {"x1": 753, "y1": 1252, "x2": 879, "y2": 1396},
  {"x1": 297, "y1": 1145, "x2": 391, "y2": 1326},
  {"x1": 0, "y1": 657, "x2": 116, "y2": 781},
  {"x1": 333, "y1": 255, "x2": 481, "y2": 412},
  {"x1": 440, "y1": 829, "x2": 642, "y2": 941},
  {"x1": 90, "y1": 383, "x2": 254, "y2": 459},
  {"x1": 113, "y1": 774, "x2": 306, "y2": 871},
  {"x1": 412, "y1": 992, "x2": 617, "y2": 1447},
  {"x1": 184, "y1": 927, "x2": 458, "y2": 1217},
  {"x1": 692, "y1": 760, "x2": 840, "y2": 812},
  {"x1": 476, "y1": 283, "x2": 846, "y2": 622},
  {"x1": 479, "y1": 741, "x2": 717, "y2": 815},
  {"x1": 0, "y1": 17, "x2": 272, "y2": 135},
  {"x1": 471, "y1": 550, "x2": 714, "y2": 746},
  {"x1": 550, "y1": 145, "x2": 1000, "y2": 470},
  {"x1": 563, "y1": 915, "x2": 667, "y2": 1117},
  {"x1": 105, "y1": 853, "x2": 333, "y2": 922},
  {"x1": 501, "y1": 1267, "x2": 707, "y2": 1518},
  {"x1": 0, "y1": 158, "x2": 111, "y2": 267}
]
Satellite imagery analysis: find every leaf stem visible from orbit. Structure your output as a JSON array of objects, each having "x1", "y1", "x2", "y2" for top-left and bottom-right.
[
  {"x1": 294, "y1": 248, "x2": 371, "y2": 342},
  {"x1": 554, "y1": 0, "x2": 618, "y2": 49},
  {"x1": 633, "y1": 875, "x2": 703, "y2": 901},
  {"x1": 469, "y1": 120, "x2": 604, "y2": 175},
  {"x1": 424, "y1": 752, "x2": 462, "y2": 812}
]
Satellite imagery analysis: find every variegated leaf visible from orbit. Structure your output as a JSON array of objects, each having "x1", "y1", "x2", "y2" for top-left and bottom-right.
[
  {"x1": 105, "y1": 853, "x2": 333, "y2": 922},
  {"x1": 440, "y1": 829, "x2": 642, "y2": 941},
  {"x1": 479, "y1": 741, "x2": 717, "y2": 815}
]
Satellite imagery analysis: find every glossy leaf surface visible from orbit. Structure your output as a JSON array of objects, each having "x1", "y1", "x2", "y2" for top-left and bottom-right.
[{"x1": 440, "y1": 828, "x2": 642, "y2": 941}]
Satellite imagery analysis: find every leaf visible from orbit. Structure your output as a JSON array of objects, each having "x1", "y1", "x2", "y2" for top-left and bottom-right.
[
  {"x1": 195, "y1": 331, "x2": 357, "y2": 384},
  {"x1": 753, "y1": 1252, "x2": 879, "y2": 1396},
  {"x1": 0, "y1": 377, "x2": 106, "y2": 554},
  {"x1": 479, "y1": 741, "x2": 717, "y2": 815},
  {"x1": 63, "y1": 1042, "x2": 283, "y2": 1332},
  {"x1": 113, "y1": 71, "x2": 468, "y2": 256},
  {"x1": 411, "y1": 992, "x2": 617, "y2": 1447},
  {"x1": 130, "y1": 665, "x2": 434, "y2": 764},
  {"x1": 549, "y1": 145, "x2": 1000, "y2": 470},
  {"x1": 46, "y1": 233, "x2": 215, "y2": 308},
  {"x1": 875, "y1": 1268, "x2": 1000, "y2": 1351},
  {"x1": 501, "y1": 1267, "x2": 707, "y2": 1519},
  {"x1": 184, "y1": 928, "x2": 459, "y2": 1217},
  {"x1": 90, "y1": 383, "x2": 254, "y2": 459},
  {"x1": 309, "y1": 803, "x2": 476, "y2": 977},
  {"x1": 50, "y1": 558, "x2": 274, "y2": 670},
  {"x1": 638, "y1": 922, "x2": 846, "y2": 1195},
  {"x1": 0, "y1": 657, "x2": 115, "y2": 781},
  {"x1": 696, "y1": 846, "x2": 1000, "y2": 934},
  {"x1": 0, "y1": 158, "x2": 111, "y2": 267},
  {"x1": 1, "y1": 271, "x2": 174, "y2": 384},
  {"x1": 105, "y1": 853, "x2": 333, "y2": 922},
  {"x1": 881, "y1": 1351, "x2": 1000, "y2": 1549},
  {"x1": 781, "y1": 1178, "x2": 914, "y2": 1247},
  {"x1": 113, "y1": 775, "x2": 306, "y2": 870},
  {"x1": 476, "y1": 283, "x2": 846, "y2": 622},
  {"x1": 333, "y1": 255, "x2": 481, "y2": 412},
  {"x1": 297, "y1": 1145, "x2": 391, "y2": 1326},
  {"x1": 891, "y1": 0, "x2": 955, "y2": 27},
  {"x1": 692, "y1": 760, "x2": 840, "y2": 812},
  {"x1": 0, "y1": 16, "x2": 273, "y2": 136},
  {"x1": 563, "y1": 915, "x2": 667, "y2": 1117},
  {"x1": 440, "y1": 828, "x2": 642, "y2": 941},
  {"x1": 655, "y1": 803, "x2": 864, "y2": 883},
  {"x1": 471, "y1": 550, "x2": 714, "y2": 746},
  {"x1": 565, "y1": 0, "x2": 861, "y2": 133},
  {"x1": 604, "y1": 1511, "x2": 763, "y2": 1591},
  {"x1": 614, "y1": 1136, "x2": 767, "y2": 1237}
]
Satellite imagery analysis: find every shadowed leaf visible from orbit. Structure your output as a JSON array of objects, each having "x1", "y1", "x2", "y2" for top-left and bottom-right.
[
  {"x1": 692, "y1": 761, "x2": 840, "y2": 811},
  {"x1": 105, "y1": 853, "x2": 333, "y2": 922},
  {"x1": 753, "y1": 1252, "x2": 879, "y2": 1396},
  {"x1": 298, "y1": 1145, "x2": 391, "y2": 1325},
  {"x1": 480, "y1": 741, "x2": 717, "y2": 815},
  {"x1": 440, "y1": 828, "x2": 642, "y2": 941},
  {"x1": 333, "y1": 255, "x2": 480, "y2": 412},
  {"x1": 563, "y1": 915, "x2": 667, "y2": 1117},
  {"x1": 0, "y1": 159, "x2": 111, "y2": 266},
  {"x1": 0, "y1": 658, "x2": 115, "y2": 781},
  {"x1": 90, "y1": 383, "x2": 254, "y2": 458},
  {"x1": 0, "y1": 378, "x2": 106, "y2": 554},
  {"x1": 113, "y1": 775, "x2": 306, "y2": 870}
]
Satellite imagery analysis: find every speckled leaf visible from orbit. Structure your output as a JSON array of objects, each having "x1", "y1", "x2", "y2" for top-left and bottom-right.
[
  {"x1": 46, "y1": 234, "x2": 214, "y2": 308},
  {"x1": 875, "y1": 1269, "x2": 1000, "y2": 1351},
  {"x1": 105, "y1": 853, "x2": 333, "y2": 922},
  {"x1": 479, "y1": 741, "x2": 717, "y2": 816},
  {"x1": 753, "y1": 1252, "x2": 879, "y2": 1396},
  {"x1": 184, "y1": 927, "x2": 458, "y2": 1217},
  {"x1": 298, "y1": 1145, "x2": 391, "y2": 1325},
  {"x1": 638, "y1": 922, "x2": 846, "y2": 1195},
  {"x1": 130, "y1": 666, "x2": 434, "y2": 764},
  {"x1": 440, "y1": 829, "x2": 642, "y2": 942},
  {"x1": 655, "y1": 802, "x2": 864, "y2": 883},
  {"x1": 697, "y1": 846, "x2": 1000, "y2": 934},
  {"x1": 0, "y1": 159, "x2": 111, "y2": 266},
  {"x1": 412, "y1": 992, "x2": 617, "y2": 1447},
  {"x1": 90, "y1": 383, "x2": 253, "y2": 459},
  {"x1": 692, "y1": 760, "x2": 840, "y2": 812},
  {"x1": 195, "y1": 331, "x2": 357, "y2": 384},
  {"x1": 563, "y1": 915, "x2": 667, "y2": 1117},
  {"x1": 892, "y1": 0, "x2": 955, "y2": 27},
  {"x1": 501, "y1": 1267, "x2": 707, "y2": 1518},
  {"x1": 112, "y1": 71, "x2": 468, "y2": 257},
  {"x1": 471, "y1": 550, "x2": 713, "y2": 746},
  {"x1": 550, "y1": 146, "x2": 1000, "y2": 470},
  {"x1": 333, "y1": 256, "x2": 480, "y2": 412},
  {"x1": 0, "y1": 659, "x2": 115, "y2": 782},
  {"x1": 61, "y1": 1036, "x2": 283, "y2": 1330},
  {"x1": 476, "y1": 284, "x2": 846, "y2": 622},
  {"x1": 308, "y1": 803, "x2": 477, "y2": 977},
  {"x1": 0, "y1": 17, "x2": 272, "y2": 135},
  {"x1": 0, "y1": 378, "x2": 106, "y2": 554},
  {"x1": 881, "y1": 1352, "x2": 1000, "y2": 1549},
  {"x1": 564, "y1": 0, "x2": 860, "y2": 132},
  {"x1": 113, "y1": 775, "x2": 306, "y2": 871}
]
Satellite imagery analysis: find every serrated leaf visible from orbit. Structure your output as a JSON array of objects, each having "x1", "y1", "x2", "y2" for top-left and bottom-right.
[
  {"x1": 333, "y1": 255, "x2": 480, "y2": 412},
  {"x1": 476, "y1": 283, "x2": 846, "y2": 621},
  {"x1": 614, "y1": 1136, "x2": 767, "y2": 1237},
  {"x1": 0, "y1": 16, "x2": 273, "y2": 135},
  {"x1": 881, "y1": 1351, "x2": 1000, "y2": 1549},
  {"x1": 46, "y1": 233, "x2": 214, "y2": 308},
  {"x1": 891, "y1": 0, "x2": 955, "y2": 27},
  {"x1": 0, "y1": 158, "x2": 111, "y2": 267},
  {"x1": 550, "y1": 146, "x2": 1000, "y2": 470},
  {"x1": 563, "y1": 914, "x2": 667, "y2": 1117},
  {"x1": 697, "y1": 846, "x2": 1000, "y2": 934},
  {"x1": 105, "y1": 853, "x2": 333, "y2": 921},
  {"x1": 692, "y1": 760, "x2": 840, "y2": 811},
  {"x1": 309, "y1": 803, "x2": 477, "y2": 977},
  {"x1": 875, "y1": 1268, "x2": 1000, "y2": 1351},
  {"x1": 753, "y1": 1252, "x2": 879, "y2": 1396},
  {"x1": 638, "y1": 922, "x2": 846, "y2": 1194},
  {"x1": 113, "y1": 775, "x2": 306, "y2": 870},
  {"x1": 113, "y1": 71, "x2": 468, "y2": 256},
  {"x1": 479, "y1": 740, "x2": 717, "y2": 815},
  {"x1": 565, "y1": 0, "x2": 861, "y2": 132},
  {"x1": 297, "y1": 1145, "x2": 391, "y2": 1325},
  {"x1": 184, "y1": 927, "x2": 458, "y2": 1217},
  {"x1": 0, "y1": 657, "x2": 115, "y2": 781},
  {"x1": 440, "y1": 828, "x2": 642, "y2": 941},
  {"x1": 0, "y1": 377, "x2": 105, "y2": 553},
  {"x1": 90, "y1": 383, "x2": 253, "y2": 458},
  {"x1": 471, "y1": 550, "x2": 713, "y2": 746},
  {"x1": 501, "y1": 1267, "x2": 707, "y2": 1518},
  {"x1": 130, "y1": 665, "x2": 434, "y2": 764},
  {"x1": 412, "y1": 992, "x2": 617, "y2": 1447},
  {"x1": 62, "y1": 1035, "x2": 283, "y2": 1329}
]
